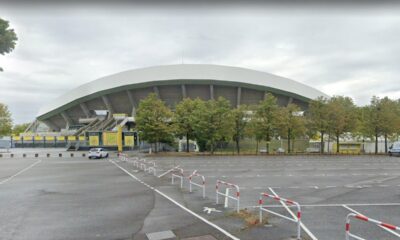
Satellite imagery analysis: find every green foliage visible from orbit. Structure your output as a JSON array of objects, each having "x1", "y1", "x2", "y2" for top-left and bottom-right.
[
  {"x1": 231, "y1": 105, "x2": 250, "y2": 154},
  {"x1": 326, "y1": 96, "x2": 357, "y2": 152},
  {"x1": 135, "y1": 93, "x2": 174, "y2": 152},
  {"x1": 277, "y1": 103, "x2": 306, "y2": 153},
  {"x1": 191, "y1": 97, "x2": 234, "y2": 153},
  {"x1": 0, "y1": 18, "x2": 18, "y2": 71},
  {"x1": 253, "y1": 93, "x2": 280, "y2": 153},
  {"x1": 12, "y1": 123, "x2": 30, "y2": 135},
  {"x1": 306, "y1": 97, "x2": 329, "y2": 153},
  {"x1": 359, "y1": 96, "x2": 400, "y2": 153},
  {"x1": 174, "y1": 98, "x2": 200, "y2": 152},
  {"x1": 0, "y1": 103, "x2": 12, "y2": 136}
]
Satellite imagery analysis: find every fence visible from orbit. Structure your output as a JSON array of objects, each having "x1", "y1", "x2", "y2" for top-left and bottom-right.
[
  {"x1": 188, "y1": 170, "x2": 205, "y2": 198},
  {"x1": 259, "y1": 192, "x2": 301, "y2": 240},
  {"x1": 171, "y1": 167, "x2": 185, "y2": 188},
  {"x1": 216, "y1": 180, "x2": 240, "y2": 213},
  {"x1": 346, "y1": 213, "x2": 400, "y2": 240}
]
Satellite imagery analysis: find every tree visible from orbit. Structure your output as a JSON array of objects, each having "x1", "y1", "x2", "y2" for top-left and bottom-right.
[
  {"x1": 0, "y1": 103, "x2": 12, "y2": 136},
  {"x1": 191, "y1": 97, "x2": 234, "y2": 154},
  {"x1": 379, "y1": 97, "x2": 400, "y2": 153},
  {"x1": 306, "y1": 97, "x2": 329, "y2": 153},
  {"x1": 0, "y1": 18, "x2": 18, "y2": 71},
  {"x1": 326, "y1": 96, "x2": 357, "y2": 153},
  {"x1": 363, "y1": 96, "x2": 384, "y2": 154},
  {"x1": 12, "y1": 123, "x2": 30, "y2": 135},
  {"x1": 174, "y1": 98, "x2": 198, "y2": 152},
  {"x1": 362, "y1": 96, "x2": 400, "y2": 154},
  {"x1": 254, "y1": 93, "x2": 280, "y2": 154},
  {"x1": 135, "y1": 93, "x2": 174, "y2": 152},
  {"x1": 231, "y1": 105, "x2": 250, "y2": 154},
  {"x1": 277, "y1": 103, "x2": 306, "y2": 153}
]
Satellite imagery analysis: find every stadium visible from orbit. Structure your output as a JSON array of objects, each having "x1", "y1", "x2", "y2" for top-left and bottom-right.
[{"x1": 18, "y1": 64, "x2": 328, "y2": 149}]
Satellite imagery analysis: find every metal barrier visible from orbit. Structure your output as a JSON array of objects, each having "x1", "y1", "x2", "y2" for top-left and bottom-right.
[
  {"x1": 171, "y1": 167, "x2": 185, "y2": 188},
  {"x1": 139, "y1": 159, "x2": 148, "y2": 170},
  {"x1": 216, "y1": 180, "x2": 240, "y2": 213},
  {"x1": 189, "y1": 170, "x2": 205, "y2": 199},
  {"x1": 346, "y1": 213, "x2": 400, "y2": 240},
  {"x1": 143, "y1": 161, "x2": 156, "y2": 174},
  {"x1": 259, "y1": 192, "x2": 301, "y2": 240},
  {"x1": 147, "y1": 166, "x2": 157, "y2": 176},
  {"x1": 118, "y1": 153, "x2": 128, "y2": 162}
]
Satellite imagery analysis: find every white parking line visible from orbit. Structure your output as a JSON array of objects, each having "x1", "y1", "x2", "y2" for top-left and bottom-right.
[
  {"x1": 342, "y1": 205, "x2": 400, "y2": 238},
  {"x1": 0, "y1": 159, "x2": 41, "y2": 185},
  {"x1": 110, "y1": 160, "x2": 240, "y2": 240},
  {"x1": 268, "y1": 187, "x2": 318, "y2": 240}
]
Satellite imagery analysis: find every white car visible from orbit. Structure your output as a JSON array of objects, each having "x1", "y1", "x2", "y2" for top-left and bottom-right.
[{"x1": 88, "y1": 148, "x2": 109, "y2": 159}]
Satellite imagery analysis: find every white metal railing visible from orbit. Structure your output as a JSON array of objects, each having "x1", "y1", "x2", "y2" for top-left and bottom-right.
[{"x1": 259, "y1": 192, "x2": 301, "y2": 240}]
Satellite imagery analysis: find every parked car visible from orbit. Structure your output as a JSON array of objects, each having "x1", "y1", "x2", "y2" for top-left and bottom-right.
[
  {"x1": 88, "y1": 148, "x2": 109, "y2": 159},
  {"x1": 389, "y1": 142, "x2": 400, "y2": 156}
]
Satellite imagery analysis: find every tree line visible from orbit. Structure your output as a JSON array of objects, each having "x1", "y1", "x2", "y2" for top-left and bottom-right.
[{"x1": 135, "y1": 93, "x2": 400, "y2": 154}]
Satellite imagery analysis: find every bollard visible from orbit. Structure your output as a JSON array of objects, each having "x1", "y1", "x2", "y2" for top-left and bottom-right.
[
  {"x1": 47, "y1": 153, "x2": 50, "y2": 157},
  {"x1": 82, "y1": 153, "x2": 86, "y2": 157},
  {"x1": 59, "y1": 153, "x2": 62, "y2": 157},
  {"x1": 11, "y1": 153, "x2": 14, "y2": 158},
  {"x1": 35, "y1": 153, "x2": 38, "y2": 158},
  {"x1": 23, "y1": 153, "x2": 26, "y2": 158},
  {"x1": 0, "y1": 154, "x2": 2, "y2": 158},
  {"x1": 70, "y1": 153, "x2": 74, "y2": 157}
]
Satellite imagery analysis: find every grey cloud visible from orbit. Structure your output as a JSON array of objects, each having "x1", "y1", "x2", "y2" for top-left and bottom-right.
[{"x1": 1, "y1": 4, "x2": 400, "y2": 124}]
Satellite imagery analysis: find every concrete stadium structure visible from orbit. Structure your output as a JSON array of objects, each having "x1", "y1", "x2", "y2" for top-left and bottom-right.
[{"x1": 35, "y1": 64, "x2": 328, "y2": 131}]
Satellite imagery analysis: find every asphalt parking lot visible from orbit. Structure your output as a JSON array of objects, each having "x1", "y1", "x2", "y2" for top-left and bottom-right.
[
  {"x1": 138, "y1": 155, "x2": 400, "y2": 240},
  {"x1": 1, "y1": 151, "x2": 400, "y2": 240},
  {"x1": 0, "y1": 152, "x2": 225, "y2": 240}
]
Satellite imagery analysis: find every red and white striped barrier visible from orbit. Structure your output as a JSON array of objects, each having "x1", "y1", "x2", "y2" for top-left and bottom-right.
[
  {"x1": 259, "y1": 192, "x2": 302, "y2": 240},
  {"x1": 216, "y1": 180, "x2": 240, "y2": 213},
  {"x1": 171, "y1": 167, "x2": 185, "y2": 188},
  {"x1": 133, "y1": 158, "x2": 144, "y2": 168},
  {"x1": 345, "y1": 213, "x2": 400, "y2": 240},
  {"x1": 118, "y1": 153, "x2": 128, "y2": 162},
  {"x1": 188, "y1": 170, "x2": 205, "y2": 198}
]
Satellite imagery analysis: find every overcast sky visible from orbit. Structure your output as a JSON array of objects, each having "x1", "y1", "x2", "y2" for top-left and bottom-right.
[{"x1": 1, "y1": 2, "x2": 400, "y2": 124}]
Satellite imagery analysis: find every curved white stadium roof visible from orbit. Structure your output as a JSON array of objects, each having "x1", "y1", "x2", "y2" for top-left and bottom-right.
[{"x1": 37, "y1": 64, "x2": 328, "y2": 118}]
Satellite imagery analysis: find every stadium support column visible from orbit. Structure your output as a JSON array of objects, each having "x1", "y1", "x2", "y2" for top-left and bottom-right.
[
  {"x1": 117, "y1": 125, "x2": 123, "y2": 153},
  {"x1": 60, "y1": 112, "x2": 72, "y2": 129},
  {"x1": 236, "y1": 87, "x2": 242, "y2": 107},
  {"x1": 102, "y1": 95, "x2": 114, "y2": 119},
  {"x1": 126, "y1": 90, "x2": 136, "y2": 117},
  {"x1": 181, "y1": 84, "x2": 187, "y2": 99},
  {"x1": 264, "y1": 91, "x2": 269, "y2": 100},
  {"x1": 153, "y1": 86, "x2": 160, "y2": 98},
  {"x1": 210, "y1": 84, "x2": 214, "y2": 100},
  {"x1": 287, "y1": 97, "x2": 293, "y2": 106},
  {"x1": 80, "y1": 102, "x2": 90, "y2": 118}
]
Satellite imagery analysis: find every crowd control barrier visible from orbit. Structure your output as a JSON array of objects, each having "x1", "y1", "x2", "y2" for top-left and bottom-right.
[
  {"x1": 346, "y1": 213, "x2": 400, "y2": 240},
  {"x1": 171, "y1": 167, "x2": 185, "y2": 188},
  {"x1": 216, "y1": 180, "x2": 240, "y2": 213},
  {"x1": 188, "y1": 170, "x2": 205, "y2": 198},
  {"x1": 259, "y1": 192, "x2": 301, "y2": 240},
  {"x1": 143, "y1": 161, "x2": 156, "y2": 174}
]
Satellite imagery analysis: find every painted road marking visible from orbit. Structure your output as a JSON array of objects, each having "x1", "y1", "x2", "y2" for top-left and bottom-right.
[
  {"x1": 0, "y1": 159, "x2": 41, "y2": 185},
  {"x1": 268, "y1": 187, "x2": 318, "y2": 240},
  {"x1": 244, "y1": 202, "x2": 400, "y2": 208},
  {"x1": 342, "y1": 205, "x2": 400, "y2": 238},
  {"x1": 110, "y1": 160, "x2": 240, "y2": 240}
]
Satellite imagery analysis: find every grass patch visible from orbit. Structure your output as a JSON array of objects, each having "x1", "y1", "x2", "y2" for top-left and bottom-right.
[{"x1": 230, "y1": 209, "x2": 268, "y2": 229}]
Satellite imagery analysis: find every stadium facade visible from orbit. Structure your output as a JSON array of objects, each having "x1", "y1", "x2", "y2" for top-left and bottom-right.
[{"x1": 35, "y1": 64, "x2": 327, "y2": 131}]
